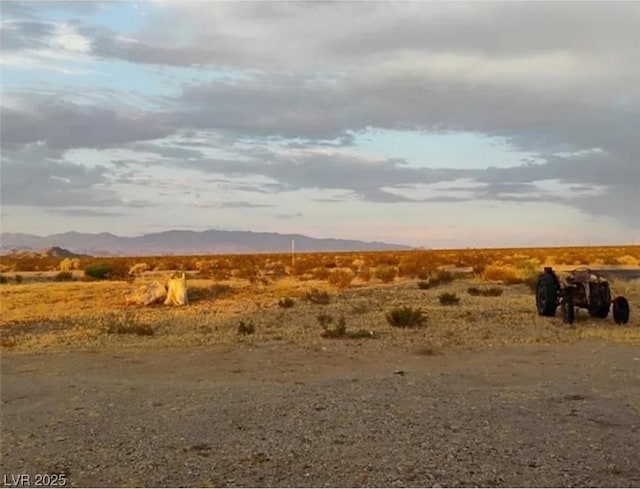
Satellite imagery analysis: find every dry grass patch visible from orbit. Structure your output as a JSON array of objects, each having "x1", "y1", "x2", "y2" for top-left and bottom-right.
[{"x1": 1, "y1": 271, "x2": 638, "y2": 353}]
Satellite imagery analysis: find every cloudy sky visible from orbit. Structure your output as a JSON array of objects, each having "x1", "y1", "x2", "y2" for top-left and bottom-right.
[{"x1": 1, "y1": 1, "x2": 639, "y2": 247}]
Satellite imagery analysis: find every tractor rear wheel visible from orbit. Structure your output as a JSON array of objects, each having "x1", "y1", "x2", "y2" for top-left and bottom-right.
[
  {"x1": 561, "y1": 289, "x2": 575, "y2": 325},
  {"x1": 612, "y1": 297, "x2": 630, "y2": 325},
  {"x1": 536, "y1": 272, "x2": 558, "y2": 317},
  {"x1": 589, "y1": 305, "x2": 610, "y2": 319}
]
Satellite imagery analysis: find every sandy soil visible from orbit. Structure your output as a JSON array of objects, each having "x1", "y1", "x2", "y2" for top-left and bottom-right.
[{"x1": 2, "y1": 340, "x2": 639, "y2": 487}]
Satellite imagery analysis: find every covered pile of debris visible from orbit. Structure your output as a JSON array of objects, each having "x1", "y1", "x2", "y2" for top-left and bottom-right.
[{"x1": 125, "y1": 272, "x2": 188, "y2": 306}]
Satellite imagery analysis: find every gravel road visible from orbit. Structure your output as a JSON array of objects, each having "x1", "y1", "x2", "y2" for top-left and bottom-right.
[{"x1": 2, "y1": 341, "x2": 639, "y2": 487}]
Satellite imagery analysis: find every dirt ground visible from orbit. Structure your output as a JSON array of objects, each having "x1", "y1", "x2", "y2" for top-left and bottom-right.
[{"x1": 2, "y1": 340, "x2": 639, "y2": 488}]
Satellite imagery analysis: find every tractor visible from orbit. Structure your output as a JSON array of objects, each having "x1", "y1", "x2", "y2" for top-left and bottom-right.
[{"x1": 535, "y1": 267, "x2": 630, "y2": 325}]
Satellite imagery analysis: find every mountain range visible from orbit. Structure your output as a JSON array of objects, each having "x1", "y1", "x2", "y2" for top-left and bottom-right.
[{"x1": 0, "y1": 230, "x2": 411, "y2": 256}]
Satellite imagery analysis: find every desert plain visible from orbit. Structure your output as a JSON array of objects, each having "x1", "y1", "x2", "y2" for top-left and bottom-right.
[{"x1": 1, "y1": 246, "x2": 639, "y2": 487}]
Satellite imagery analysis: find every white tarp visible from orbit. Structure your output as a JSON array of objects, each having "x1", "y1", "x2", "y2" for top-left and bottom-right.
[
  {"x1": 124, "y1": 281, "x2": 167, "y2": 306},
  {"x1": 164, "y1": 272, "x2": 189, "y2": 306}
]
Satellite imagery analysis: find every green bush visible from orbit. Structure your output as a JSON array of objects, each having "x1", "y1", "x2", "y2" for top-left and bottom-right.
[
  {"x1": 374, "y1": 265, "x2": 397, "y2": 284},
  {"x1": 316, "y1": 313, "x2": 334, "y2": 328},
  {"x1": 467, "y1": 286, "x2": 503, "y2": 297},
  {"x1": 237, "y1": 320, "x2": 255, "y2": 335},
  {"x1": 524, "y1": 275, "x2": 539, "y2": 292},
  {"x1": 84, "y1": 261, "x2": 128, "y2": 280},
  {"x1": 438, "y1": 292, "x2": 460, "y2": 305},
  {"x1": 319, "y1": 314, "x2": 346, "y2": 337},
  {"x1": 101, "y1": 313, "x2": 154, "y2": 336},
  {"x1": 328, "y1": 269, "x2": 354, "y2": 289},
  {"x1": 319, "y1": 315, "x2": 375, "y2": 339},
  {"x1": 54, "y1": 271, "x2": 73, "y2": 282},
  {"x1": 435, "y1": 270, "x2": 455, "y2": 284},
  {"x1": 189, "y1": 284, "x2": 234, "y2": 302},
  {"x1": 305, "y1": 288, "x2": 331, "y2": 305},
  {"x1": 278, "y1": 297, "x2": 295, "y2": 308},
  {"x1": 503, "y1": 276, "x2": 525, "y2": 285},
  {"x1": 386, "y1": 306, "x2": 426, "y2": 329}
]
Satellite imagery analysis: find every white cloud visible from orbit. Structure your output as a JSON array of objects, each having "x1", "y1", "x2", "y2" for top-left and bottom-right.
[{"x1": 51, "y1": 23, "x2": 91, "y2": 53}]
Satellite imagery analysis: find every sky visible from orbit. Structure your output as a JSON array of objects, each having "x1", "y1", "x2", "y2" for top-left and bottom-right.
[{"x1": 1, "y1": 0, "x2": 639, "y2": 248}]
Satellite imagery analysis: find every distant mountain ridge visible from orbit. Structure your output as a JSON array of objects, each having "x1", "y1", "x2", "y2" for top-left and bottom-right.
[
  {"x1": 0, "y1": 230, "x2": 412, "y2": 256},
  {"x1": 2, "y1": 246, "x2": 92, "y2": 259}
]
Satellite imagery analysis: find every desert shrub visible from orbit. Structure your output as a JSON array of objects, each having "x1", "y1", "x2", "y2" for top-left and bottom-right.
[
  {"x1": 54, "y1": 271, "x2": 73, "y2": 282},
  {"x1": 328, "y1": 269, "x2": 354, "y2": 289},
  {"x1": 318, "y1": 314, "x2": 345, "y2": 338},
  {"x1": 385, "y1": 306, "x2": 426, "y2": 329},
  {"x1": 194, "y1": 260, "x2": 214, "y2": 273},
  {"x1": 0, "y1": 275, "x2": 7, "y2": 284},
  {"x1": 312, "y1": 267, "x2": 330, "y2": 280},
  {"x1": 471, "y1": 260, "x2": 488, "y2": 275},
  {"x1": 524, "y1": 275, "x2": 539, "y2": 292},
  {"x1": 617, "y1": 255, "x2": 639, "y2": 267},
  {"x1": 316, "y1": 313, "x2": 335, "y2": 328},
  {"x1": 483, "y1": 265, "x2": 520, "y2": 283},
  {"x1": 84, "y1": 262, "x2": 111, "y2": 280},
  {"x1": 237, "y1": 266, "x2": 260, "y2": 283},
  {"x1": 278, "y1": 297, "x2": 295, "y2": 308},
  {"x1": 346, "y1": 329, "x2": 377, "y2": 339},
  {"x1": 435, "y1": 270, "x2": 455, "y2": 284},
  {"x1": 84, "y1": 261, "x2": 128, "y2": 280},
  {"x1": 376, "y1": 255, "x2": 400, "y2": 266},
  {"x1": 101, "y1": 313, "x2": 154, "y2": 336},
  {"x1": 129, "y1": 262, "x2": 150, "y2": 276},
  {"x1": 211, "y1": 268, "x2": 231, "y2": 281},
  {"x1": 237, "y1": 320, "x2": 255, "y2": 336},
  {"x1": 322, "y1": 258, "x2": 337, "y2": 269},
  {"x1": 305, "y1": 288, "x2": 331, "y2": 305},
  {"x1": 59, "y1": 258, "x2": 81, "y2": 272},
  {"x1": 318, "y1": 315, "x2": 374, "y2": 339},
  {"x1": 420, "y1": 270, "x2": 457, "y2": 288},
  {"x1": 438, "y1": 292, "x2": 460, "y2": 305},
  {"x1": 398, "y1": 256, "x2": 434, "y2": 279},
  {"x1": 351, "y1": 258, "x2": 365, "y2": 272},
  {"x1": 350, "y1": 301, "x2": 370, "y2": 314},
  {"x1": 516, "y1": 258, "x2": 541, "y2": 285},
  {"x1": 14, "y1": 274, "x2": 23, "y2": 284},
  {"x1": 189, "y1": 283, "x2": 234, "y2": 302},
  {"x1": 264, "y1": 261, "x2": 288, "y2": 279},
  {"x1": 467, "y1": 286, "x2": 481, "y2": 296},
  {"x1": 503, "y1": 276, "x2": 525, "y2": 285},
  {"x1": 358, "y1": 267, "x2": 372, "y2": 282},
  {"x1": 374, "y1": 265, "x2": 397, "y2": 284},
  {"x1": 467, "y1": 286, "x2": 503, "y2": 297},
  {"x1": 13, "y1": 259, "x2": 40, "y2": 272},
  {"x1": 107, "y1": 323, "x2": 154, "y2": 336},
  {"x1": 156, "y1": 258, "x2": 188, "y2": 271}
]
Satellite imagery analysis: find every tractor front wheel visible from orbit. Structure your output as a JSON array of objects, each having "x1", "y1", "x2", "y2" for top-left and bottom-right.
[{"x1": 612, "y1": 297, "x2": 630, "y2": 325}]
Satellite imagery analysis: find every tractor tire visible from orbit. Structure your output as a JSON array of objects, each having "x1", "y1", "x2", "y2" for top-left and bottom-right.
[
  {"x1": 536, "y1": 272, "x2": 558, "y2": 317},
  {"x1": 612, "y1": 296, "x2": 630, "y2": 325},
  {"x1": 561, "y1": 289, "x2": 575, "y2": 325},
  {"x1": 589, "y1": 305, "x2": 610, "y2": 319}
]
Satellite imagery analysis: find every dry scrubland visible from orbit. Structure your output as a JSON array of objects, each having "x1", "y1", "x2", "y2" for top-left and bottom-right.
[{"x1": 1, "y1": 246, "x2": 639, "y2": 353}]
